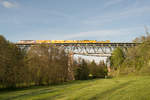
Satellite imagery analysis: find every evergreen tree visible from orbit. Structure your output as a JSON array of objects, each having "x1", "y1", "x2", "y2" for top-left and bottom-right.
[
  {"x1": 75, "y1": 59, "x2": 89, "y2": 80},
  {"x1": 88, "y1": 60, "x2": 107, "y2": 78},
  {"x1": 89, "y1": 60, "x2": 97, "y2": 78}
]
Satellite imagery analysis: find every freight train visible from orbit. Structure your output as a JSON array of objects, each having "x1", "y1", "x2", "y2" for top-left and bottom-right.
[{"x1": 17, "y1": 40, "x2": 110, "y2": 44}]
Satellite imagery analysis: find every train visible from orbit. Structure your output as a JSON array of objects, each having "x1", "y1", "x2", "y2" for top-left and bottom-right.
[{"x1": 17, "y1": 40, "x2": 110, "y2": 44}]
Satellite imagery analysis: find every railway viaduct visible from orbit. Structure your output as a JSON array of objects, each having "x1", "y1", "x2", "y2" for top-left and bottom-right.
[{"x1": 16, "y1": 42, "x2": 138, "y2": 57}]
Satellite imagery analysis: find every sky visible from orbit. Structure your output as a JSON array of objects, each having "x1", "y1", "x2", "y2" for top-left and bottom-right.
[{"x1": 0, "y1": 0, "x2": 150, "y2": 42}]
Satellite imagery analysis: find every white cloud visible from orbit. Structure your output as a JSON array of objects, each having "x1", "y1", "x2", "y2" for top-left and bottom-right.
[
  {"x1": 17, "y1": 26, "x2": 145, "y2": 42},
  {"x1": 83, "y1": 5, "x2": 150, "y2": 25},
  {"x1": 0, "y1": 0, "x2": 18, "y2": 8},
  {"x1": 104, "y1": 0, "x2": 124, "y2": 8},
  {"x1": 61, "y1": 27, "x2": 144, "y2": 42},
  {"x1": 63, "y1": 30, "x2": 120, "y2": 39}
]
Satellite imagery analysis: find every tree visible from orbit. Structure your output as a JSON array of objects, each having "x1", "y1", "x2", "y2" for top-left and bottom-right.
[
  {"x1": 110, "y1": 47, "x2": 125, "y2": 70},
  {"x1": 88, "y1": 60, "x2": 97, "y2": 78},
  {"x1": 0, "y1": 35, "x2": 8, "y2": 87},
  {"x1": 0, "y1": 35, "x2": 28, "y2": 88},
  {"x1": 27, "y1": 44, "x2": 69, "y2": 85},
  {"x1": 74, "y1": 59, "x2": 89, "y2": 80},
  {"x1": 88, "y1": 60, "x2": 107, "y2": 78}
]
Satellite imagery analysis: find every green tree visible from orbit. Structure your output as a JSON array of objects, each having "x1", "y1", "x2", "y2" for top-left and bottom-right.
[
  {"x1": 0, "y1": 35, "x2": 28, "y2": 88},
  {"x1": 27, "y1": 44, "x2": 69, "y2": 85},
  {"x1": 75, "y1": 59, "x2": 89, "y2": 80},
  {"x1": 111, "y1": 47, "x2": 125, "y2": 70},
  {"x1": 88, "y1": 60, "x2": 107, "y2": 78},
  {"x1": 88, "y1": 60, "x2": 97, "y2": 78},
  {"x1": 0, "y1": 35, "x2": 8, "y2": 87}
]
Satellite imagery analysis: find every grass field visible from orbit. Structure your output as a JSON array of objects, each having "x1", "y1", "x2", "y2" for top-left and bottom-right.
[{"x1": 0, "y1": 76, "x2": 150, "y2": 100}]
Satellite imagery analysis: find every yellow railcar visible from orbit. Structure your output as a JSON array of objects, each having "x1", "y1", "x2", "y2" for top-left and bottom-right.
[
  {"x1": 36, "y1": 40, "x2": 51, "y2": 43},
  {"x1": 18, "y1": 40, "x2": 111, "y2": 44},
  {"x1": 97, "y1": 40, "x2": 110, "y2": 43}
]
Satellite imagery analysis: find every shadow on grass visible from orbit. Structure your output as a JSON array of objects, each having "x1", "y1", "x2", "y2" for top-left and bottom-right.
[
  {"x1": 2, "y1": 88, "x2": 58, "y2": 100},
  {"x1": 0, "y1": 85, "x2": 49, "y2": 93},
  {"x1": 89, "y1": 80, "x2": 136, "y2": 100},
  {"x1": 0, "y1": 78, "x2": 109, "y2": 100},
  {"x1": 0, "y1": 78, "x2": 109, "y2": 93}
]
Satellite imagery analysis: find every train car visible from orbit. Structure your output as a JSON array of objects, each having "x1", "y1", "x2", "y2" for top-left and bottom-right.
[
  {"x1": 18, "y1": 40, "x2": 36, "y2": 44},
  {"x1": 63, "y1": 40, "x2": 75, "y2": 43},
  {"x1": 53, "y1": 40, "x2": 64, "y2": 43},
  {"x1": 18, "y1": 40, "x2": 111, "y2": 44},
  {"x1": 89, "y1": 40, "x2": 97, "y2": 43},
  {"x1": 36, "y1": 40, "x2": 51, "y2": 44},
  {"x1": 76, "y1": 40, "x2": 97, "y2": 43},
  {"x1": 97, "y1": 40, "x2": 110, "y2": 43}
]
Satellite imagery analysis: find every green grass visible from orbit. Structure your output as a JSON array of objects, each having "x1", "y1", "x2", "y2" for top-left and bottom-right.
[{"x1": 0, "y1": 76, "x2": 150, "y2": 100}]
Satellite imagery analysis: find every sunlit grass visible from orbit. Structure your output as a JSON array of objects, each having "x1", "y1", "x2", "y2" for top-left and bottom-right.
[{"x1": 0, "y1": 76, "x2": 150, "y2": 100}]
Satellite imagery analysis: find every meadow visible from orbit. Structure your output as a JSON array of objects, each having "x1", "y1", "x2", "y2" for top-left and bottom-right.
[{"x1": 0, "y1": 76, "x2": 150, "y2": 100}]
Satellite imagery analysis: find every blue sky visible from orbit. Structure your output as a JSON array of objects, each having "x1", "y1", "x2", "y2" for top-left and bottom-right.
[{"x1": 0, "y1": 0, "x2": 150, "y2": 42}]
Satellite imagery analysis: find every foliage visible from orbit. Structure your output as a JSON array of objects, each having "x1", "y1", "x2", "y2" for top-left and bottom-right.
[
  {"x1": 88, "y1": 60, "x2": 107, "y2": 78},
  {"x1": 26, "y1": 44, "x2": 69, "y2": 85},
  {"x1": 74, "y1": 59, "x2": 108, "y2": 80},
  {"x1": 74, "y1": 59, "x2": 89, "y2": 80},
  {"x1": 110, "y1": 47, "x2": 125, "y2": 70},
  {"x1": 0, "y1": 35, "x2": 29, "y2": 88},
  {"x1": 0, "y1": 35, "x2": 70, "y2": 88},
  {"x1": 117, "y1": 32, "x2": 150, "y2": 76}
]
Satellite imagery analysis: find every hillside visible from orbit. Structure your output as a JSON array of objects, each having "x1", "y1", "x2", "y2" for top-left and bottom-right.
[{"x1": 0, "y1": 76, "x2": 150, "y2": 100}]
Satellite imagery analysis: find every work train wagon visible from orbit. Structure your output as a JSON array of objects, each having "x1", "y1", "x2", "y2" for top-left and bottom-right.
[{"x1": 17, "y1": 40, "x2": 110, "y2": 44}]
